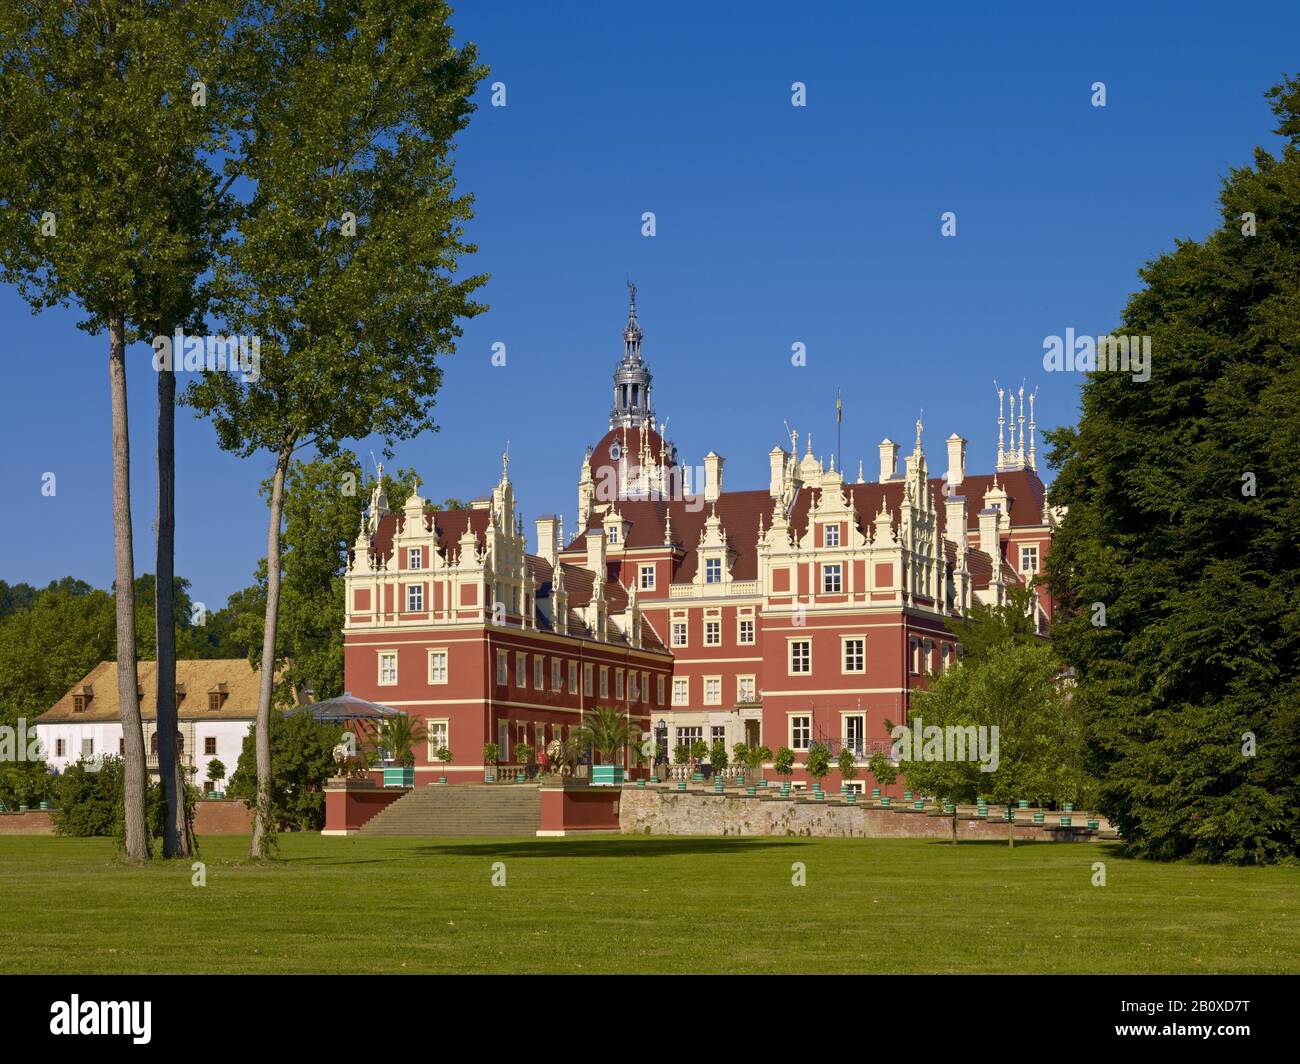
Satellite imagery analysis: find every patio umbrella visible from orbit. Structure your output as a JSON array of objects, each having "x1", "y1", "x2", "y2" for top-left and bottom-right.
[{"x1": 282, "y1": 691, "x2": 404, "y2": 723}]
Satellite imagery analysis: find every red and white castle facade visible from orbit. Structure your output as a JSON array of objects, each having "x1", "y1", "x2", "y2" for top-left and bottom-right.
[{"x1": 342, "y1": 289, "x2": 1059, "y2": 791}]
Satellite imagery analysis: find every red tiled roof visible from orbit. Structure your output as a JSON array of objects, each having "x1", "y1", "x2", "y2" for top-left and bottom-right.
[{"x1": 368, "y1": 507, "x2": 491, "y2": 564}]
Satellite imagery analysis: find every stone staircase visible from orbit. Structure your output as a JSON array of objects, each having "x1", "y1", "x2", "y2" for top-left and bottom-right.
[{"x1": 359, "y1": 783, "x2": 542, "y2": 837}]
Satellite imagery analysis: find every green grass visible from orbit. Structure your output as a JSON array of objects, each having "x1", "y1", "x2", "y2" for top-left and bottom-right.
[{"x1": 0, "y1": 833, "x2": 1295, "y2": 973}]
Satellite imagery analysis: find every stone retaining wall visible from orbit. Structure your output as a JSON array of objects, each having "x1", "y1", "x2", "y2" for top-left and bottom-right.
[{"x1": 619, "y1": 788, "x2": 1104, "y2": 842}]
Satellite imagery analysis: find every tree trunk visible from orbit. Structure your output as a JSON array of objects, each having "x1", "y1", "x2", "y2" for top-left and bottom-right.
[
  {"x1": 110, "y1": 312, "x2": 149, "y2": 859},
  {"x1": 1008, "y1": 807, "x2": 1016, "y2": 848},
  {"x1": 249, "y1": 445, "x2": 292, "y2": 858},
  {"x1": 156, "y1": 360, "x2": 190, "y2": 857}
]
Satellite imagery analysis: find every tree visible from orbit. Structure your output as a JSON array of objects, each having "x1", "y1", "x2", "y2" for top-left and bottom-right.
[
  {"x1": 227, "y1": 712, "x2": 342, "y2": 833},
  {"x1": 373, "y1": 714, "x2": 427, "y2": 768},
  {"x1": 805, "y1": 742, "x2": 831, "y2": 789},
  {"x1": 0, "y1": 0, "x2": 245, "y2": 859},
  {"x1": 709, "y1": 739, "x2": 728, "y2": 776},
  {"x1": 868, "y1": 751, "x2": 898, "y2": 792},
  {"x1": 838, "y1": 747, "x2": 858, "y2": 791},
  {"x1": 944, "y1": 584, "x2": 1039, "y2": 664},
  {"x1": 184, "y1": 6, "x2": 486, "y2": 857},
  {"x1": 774, "y1": 747, "x2": 795, "y2": 786},
  {"x1": 1044, "y1": 77, "x2": 1300, "y2": 864}
]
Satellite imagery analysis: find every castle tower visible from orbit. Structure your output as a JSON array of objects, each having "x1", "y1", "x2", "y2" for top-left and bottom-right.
[{"x1": 610, "y1": 281, "x2": 655, "y2": 430}]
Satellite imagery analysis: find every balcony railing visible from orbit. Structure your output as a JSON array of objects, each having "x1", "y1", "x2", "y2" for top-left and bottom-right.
[{"x1": 668, "y1": 580, "x2": 758, "y2": 599}]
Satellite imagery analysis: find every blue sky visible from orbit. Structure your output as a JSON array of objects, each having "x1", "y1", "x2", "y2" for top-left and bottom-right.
[{"x1": 2, "y1": 0, "x2": 1297, "y2": 610}]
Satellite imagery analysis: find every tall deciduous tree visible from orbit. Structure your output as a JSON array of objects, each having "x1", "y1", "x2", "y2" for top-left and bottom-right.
[
  {"x1": 1045, "y1": 77, "x2": 1300, "y2": 865},
  {"x1": 0, "y1": 1, "x2": 242, "y2": 858},
  {"x1": 185, "y1": 3, "x2": 487, "y2": 856}
]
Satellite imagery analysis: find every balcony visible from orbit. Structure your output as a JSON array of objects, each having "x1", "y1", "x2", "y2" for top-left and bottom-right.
[{"x1": 668, "y1": 580, "x2": 759, "y2": 599}]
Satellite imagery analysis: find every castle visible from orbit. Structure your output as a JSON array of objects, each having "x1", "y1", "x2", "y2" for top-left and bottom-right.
[{"x1": 342, "y1": 287, "x2": 1057, "y2": 789}]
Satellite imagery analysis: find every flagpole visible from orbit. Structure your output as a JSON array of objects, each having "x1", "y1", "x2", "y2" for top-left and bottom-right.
[{"x1": 836, "y1": 388, "x2": 843, "y2": 473}]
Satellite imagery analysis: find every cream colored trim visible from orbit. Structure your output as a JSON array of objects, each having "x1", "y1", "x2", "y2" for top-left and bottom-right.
[
  {"x1": 427, "y1": 647, "x2": 449, "y2": 685},
  {"x1": 376, "y1": 649, "x2": 398, "y2": 686},
  {"x1": 840, "y1": 634, "x2": 866, "y2": 674},
  {"x1": 702, "y1": 675, "x2": 722, "y2": 705}
]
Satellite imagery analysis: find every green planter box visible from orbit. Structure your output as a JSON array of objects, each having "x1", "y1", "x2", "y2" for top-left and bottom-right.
[
  {"x1": 942, "y1": 801, "x2": 955, "y2": 813},
  {"x1": 845, "y1": 793, "x2": 856, "y2": 804},
  {"x1": 591, "y1": 765, "x2": 625, "y2": 787},
  {"x1": 903, "y1": 790, "x2": 912, "y2": 801},
  {"x1": 691, "y1": 772, "x2": 704, "y2": 782},
  {"x1": 713, "y1": 782, "x2": 725, "y2": 794},
  {"x1": 1087, "y1": 819, "x2": 1100, "y2": 830},
  {"x1": 382, "y1": 767, "x2": 414, "y2": 788},
  {"x1": 1064, "y1": 803, "x2": 1075, "y2": 812},
  {"x1": 913, "y1": 800, "x2": 925, "y2": 811},
  {"x1": 438, "y1": 776, "x2": 448, "y2": 785},
  {"x1": 1018, "y1": 800, "x2": 1029, "y2": 809},
  {"x1": 1033, "y1": 812, "x2": 1045, "y2": 824},
  {"x1": 636, "y1": 778, "x2": 647, "y2": 789},
  {"x1": 485, "y1": 772, "x2": 495, "y2": 783},
  {"x1": 871, "y1": 787, "x2": 880, "y2": 798},
  {"x1": 677, "y1": 781, "x2": 687, "y2": 792},
  {"x1": 746, "y1": 786, "x2": 757, "y2": 796},
  {"x1": 1060, "y1": 816, "x2": 1072, "y2": 827},
  {"x1": 517, "y1": 770, "x2": 526, "y2": 782},
  {"x1": 780, "y1": 783, "x2": 791, "y2": 797},
  {"x1": 977, "y1": 806, "x2": 989, "y2": 817},
  {"x1": 815, "y1": 792, "x2": 825, "y2": 802},
  {"x1": 879, "y1": 796, "x2": 891, "y2": 808}
]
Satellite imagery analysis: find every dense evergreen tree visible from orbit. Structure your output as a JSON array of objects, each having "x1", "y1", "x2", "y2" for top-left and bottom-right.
[{"x1": 1045, "y1": 77, "x2": 1300, "y2": 864}]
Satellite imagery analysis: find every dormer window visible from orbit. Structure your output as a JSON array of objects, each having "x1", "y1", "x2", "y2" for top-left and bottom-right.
[
  {"x1": 607, "y1": 525, "x2": 619, "y2": 544},
  {"x1": 73, "y1": 695, "x2": 87, "y2": 713},
  {"x1": 705, "y1": 558, "x2": 722, "y2": 584},
  {"x1": 208, "y1": 684, "x2": 229, "y2": 712},
  {"x1": 408, "y1": 547, "x2": 423, "y2": 570},
  {"x1": 825, "y1": 524, "x2": 840, "y2": 547},
  {"x1": 175, "y1": 683, "x2": 186, "y2": 706}
]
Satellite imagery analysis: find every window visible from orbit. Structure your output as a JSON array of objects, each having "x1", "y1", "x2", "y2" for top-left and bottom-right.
[
  {"x1": 496, "y1": 650, "x2": 508, "y2": 685},
  {"x1": 119, "y1": 737, "x2": 125, "y2": 755},
  {"x1": 82, "y1": 737, "x2": 94, "y2": 759},
  {"x1": 844, "y1": 715, "x2": 864, "y2": 757},
  {"x1": 843, "y1": 637, "x2": 865, "y2": 674},
  {"x1": 73, "y1": 695, "x2": 86, "y2": 713},
  {"x1": 824, "y1": 524, "x2": 840, "y2": 547},
  {"x1": 672, "y1": 678, "x2": 689, "y2": 706},
  {"x1": 378, "y1": 652, "x2": 398, "y2": 685},
  {"x1": 704, "y1": 620, "x2": 721, "y2": 646},
  {"x1": 940, "y1": 643, "x2": 951, "y2": 673},
  {"x1": 408, "y1": 547, "x2": 423, "y2": 569},
  {"x1": 516, "y1": 653, "x2": 527, "y2": 688},
  {"x1": 568, "y1": 660, "x2": 578, "y2": 692},
  {"x1": 790, "y1": 715, "x2": 811, "y2": 751},
  {"x1": 738, "y1": 618, "x2": 755, "y2": 644},
  {"x1": 789, "y1": 640, "x2": 811, "y2": 674},
  {"x1": 407, "y1": 584, "x2": 424, "y2": 611},
  {"x1": 615, "y1": 669, "x2": 625, "y2": 699},
  {"x1": 822, "y1": 564, "x2": 842, "y2": 593},
  {"x1": 599, "y1": 667, "x2": 609, "y2": 698},
  {"x1": 1021, "y1": 544, "x2": 1039, "y2": 573},
  {"x1": 675, "y1": 726, "x2": 703, "y2": 753},
  {"x1": 711, "y1": 725, "x2": 726, "y2": 746},
  {"x1": 56, "y1": 738, "x2": 66, "y2": 757},
  {"x1": 534, "y1": 656, "x2": 545, "y2": 690},
  {"x1": 607, "y1": 525, "x2": 619, "y2": 544},
  {"x1": 429, "y1": 649, "x2": 448, "y2": 685},
  {"x1": 924, "y1": 640, "x2": 934, "y2": 673},
  {"x1": 426, "y1": 719, "x2": 449, "y2": 761},
  {"x1": 737, "y1": 676, "x2": 755, "y2": 702},
  {"x1": 657, "y1": 675, "x2": 665, "y2": 705},
  {"x1": 629, "y1": 672, "x2": 639, "y2": 701},
  {"x1": 204, "y1": 736, "x2": 217, "y2": 756},
  {"x1": 584, "y1": 664, "x2": 594, "y2": 696},
  {"x1": 704, "y1": 677, "x2": 721, "y2": 705},
  {"x1": 552, "y1": 659, "x2": 562, "y2": 692},
  {"x1": 910, "y1": 637, "x2": 921, "y2": 675},
  {"x1": 639, "y1": 564, "x2": 655, "y2": 590},
  {"x1": 705, "y1": 558, "x2": 722, "y2": 584},
  {"x1": 642, "y1": 672, "x2": 650, "y2": 703},
  {"x1": 671, "y1": 620, "x2": 687, "y2": 647}
]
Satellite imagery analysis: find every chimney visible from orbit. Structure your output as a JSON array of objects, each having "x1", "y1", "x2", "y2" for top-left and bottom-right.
[
  {"x1": 586, "y1": 527, "x2": 606, "y2": 581},
  {"x1": 945, "y1": 495, "x2": 968, "y2": 549},
  {"x1": 535, "y1": 515, "x2": 560, "y2": 565},
  {"x1": 704, "y1": 452, "x2": 724, "y2": 503},
  {"x1": 978, "y1": 507, "x2": 1000, "y2": 558},
  {"x1": 945, "y1": 433, "x2": 966, "y2": 488},
  {"x1": 878, "y1": 438, "x2": 900, "y2": 484},
  {"x1": 769, "y1": 447, "x2": 787, "y2": 498}
]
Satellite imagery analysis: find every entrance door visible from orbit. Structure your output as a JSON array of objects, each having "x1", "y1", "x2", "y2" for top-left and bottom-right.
[
  {"x1": 844, "y1": 715, "x2": 864, "y2": 758},
  {"x1": 744, "y1": 719, "x2": 760, "y2": 747}
]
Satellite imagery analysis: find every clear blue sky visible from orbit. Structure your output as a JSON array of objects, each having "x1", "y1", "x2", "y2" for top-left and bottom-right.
[{"x1": 3, "y1": 0, "x2": 1297, "y2": 610}]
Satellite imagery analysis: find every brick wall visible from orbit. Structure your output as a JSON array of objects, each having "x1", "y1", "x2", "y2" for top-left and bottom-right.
[
  {"x1": 193, "y1": 799, "x2": 253, "y2": 835},
  {"x1": 0, "y1": 811, "x2": 54, "y2": 835}
]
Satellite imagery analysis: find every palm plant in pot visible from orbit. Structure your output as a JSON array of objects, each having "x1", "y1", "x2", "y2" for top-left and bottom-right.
[
  {"x1": 576, "y1": 705, "x2": 632, "y2": 786},
  {"x1": 482, "y1": 742, "x2": 499, "y2": 783},
  {"x1": 376, "y1": 713, "x2": 427, "y2": 787},
  {"x1": 774, "y1": 746, "x2": 795, "y2": 797}
]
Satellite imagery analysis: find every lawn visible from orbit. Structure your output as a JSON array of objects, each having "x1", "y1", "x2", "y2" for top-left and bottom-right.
[{"x1": 0, "y1": 833, "x2": 1295, "y2": 974}]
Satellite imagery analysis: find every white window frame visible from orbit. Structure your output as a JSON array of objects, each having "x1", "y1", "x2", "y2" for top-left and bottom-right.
[
  {"x1": 788, "y1": 639, "x2": 811, "y2": 675},
  {"x1": 516, "y1": 653, "x2": 528, "y2": 688},
  {"x1": 1021, "y1": 544, "x2": 1039, "y2": 573},
  {"x1": 407, "y1": 584, "x2": 424, "y2": 611},
  {"x1": 842, "y1": 636, "x2": 865, "y2": 674},
  {"x1": 671, "y1": 619, "x2": 688, "y2": 647},
  {"x1": 672, "y1": 677, "x2": 689, "y2": 706},
  {"x1": 738, "y1": 617, "x2": 755, "y2": 644},
  {"x1": 822, "y1": 564, "x2": 842, "y2": 594},
  {"x1": 704, "y1": 620, "x2": 721, "y2": 646},
  {"x1": 790, "y1": 715, "x2": 811, "y2": 751},
  {"x1": 737, "y1": 675, "x2": 756, "y2": 703},
  {"x1": 552, "y1": 659, "x2": 562, "y2": 692},
  {"x1": 584, "y1": 663, "x2": 594, "y2": 697},
  {"x1": 629, "y1": 672, "x2": 639, "y2": 702},
  {"x1": 496, "y1": 649, "x2": 508, "y2": 685},
  {"x1": 824, "y1": 524, "x2": 840, "y2": 547},
  {"x1": 428, "y1": 648, "x2": 449, "y2": 685},
  {"x1": 426, "y1": 718, "x2": 449, "y2": 761},
  {"x1": 703, "y1": 676, "x2": 721, "y2": 705},
  {"x1": 657, "y1": 675, "x2": 665, "y2": 705},
  {"x1": 704, "y1": 558, "x2": 722, "y2": 584},
  {"x1": 534, "y1": 656, "x2": 545, "y2": 690},
  {"x1": 408, "y1": 547, "x2": 423, "y2": 570},
  {"x1": 599, "y1": 667, "x2": 609, "y2": 699},
  {"x1": 568, "y1": 660, "x2": 578, "y2": 693},
  {"x1": 615, "y1": 669, "x2": 625, "y2": 700},
  {"x1": 639, "y1": 564, "x2": 655, "y2": 590},
  {"x1": 378, "y1": 651, "x2": 398, "y2": 686}
]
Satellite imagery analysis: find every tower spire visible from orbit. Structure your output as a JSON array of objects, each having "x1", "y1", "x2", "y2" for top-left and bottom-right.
[{"x1": 610, "y1": 281, "x2": 654, "y2": 430}]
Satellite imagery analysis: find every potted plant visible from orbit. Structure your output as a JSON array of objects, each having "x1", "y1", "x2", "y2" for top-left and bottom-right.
[
  {"x1": 746, "y1": 744, "x2": 771, "y2": 794},
  {"x1": 673, "y1": 743, "x2": 690, "y2": 790},
  {"x1": 774, "y1": 746, "x2": 795, "y2": 796},
  {"x1": 805, "y1": 743, "x2": 830, "y2": 799},
  {"x1": 513, "y1": 742, "x2": 533, "y2": 782},
  {"x1": 837, "y1": 747, "x2": 858, "y2": 798},
  {"x1": 732, "y1": 742, "x2": 750, "y2": 785},
  {"x1": 482, "y1": 742, "x2": 499, "y2": 783},
  {"x1": 377, "y1": 713, "x2": 427, "y2": 787},
  {"x1": 436, "y1": 746, "x2": 454, "y2": 784},
  {"x1": 709, "y1": 739, "x2": 728, "y2": 793},
  {"x1": 689, "y1": 738, "x2": 708, "y2": 781},
  {"x1": 576, "y1": 706, "x2": 632, "y2": 786},
  {"x1": 207, "y1": 757, "x2": 227, "y2": 798},
  {"x1": 868, "y1": 751, "x2": 897, "y2": 805}
]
